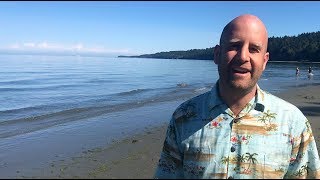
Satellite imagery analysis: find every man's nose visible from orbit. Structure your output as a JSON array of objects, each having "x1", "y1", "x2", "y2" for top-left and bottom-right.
[{"x1": 238, "y1": 47, "x2": 250, "y2": 62}]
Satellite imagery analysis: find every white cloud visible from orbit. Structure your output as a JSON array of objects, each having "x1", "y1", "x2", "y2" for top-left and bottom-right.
[
  {"x1": 38, "y1": 42, "x2": 48, "y2": 48},
  {"x1": 23, "y1": 42, "x2": 35, "y2": 48},
  {"x1": 0, "y1": 41, "x2": 136, "y2": 56},
  {"x1": 9, "y1": 43, "x2": 20, "y2": 49}
]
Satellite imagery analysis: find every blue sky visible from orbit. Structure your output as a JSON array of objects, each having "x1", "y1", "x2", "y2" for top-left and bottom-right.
[{"x1": 0, "y1": 1, "x2": 319, "y2": 56}]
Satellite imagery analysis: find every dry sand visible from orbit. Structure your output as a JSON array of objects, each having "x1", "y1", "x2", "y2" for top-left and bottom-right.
[{"x1": 16, "y1": 84, "x2": 320, "y2": 179}]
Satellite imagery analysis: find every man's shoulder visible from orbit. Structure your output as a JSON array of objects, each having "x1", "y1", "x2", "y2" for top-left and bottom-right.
[
  {"x1": 172, "y1": 91, "x2": 211, "y2": 121},
  {"x1": 261, "y1": 89, "x2": 302, "y2": 113},
  {"x1": 257, "y1": 89, "x2": 309, "y2": 133},
  {"x1": 177, "y1": 90, "x2": 210, "y2": 108}
]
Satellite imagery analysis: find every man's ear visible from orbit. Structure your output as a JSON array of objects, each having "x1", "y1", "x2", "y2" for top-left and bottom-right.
[
  {"x1": 213, "y1": 45, "x2": 220, "y2": 65},
  {"x1": 262, "y1": 52, "x2": 269, "y2": 71}
]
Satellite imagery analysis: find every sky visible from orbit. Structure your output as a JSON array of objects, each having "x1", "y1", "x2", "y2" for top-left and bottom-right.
[{"x1": 0, "y1": 1, "x2": 319, "y2": 57}]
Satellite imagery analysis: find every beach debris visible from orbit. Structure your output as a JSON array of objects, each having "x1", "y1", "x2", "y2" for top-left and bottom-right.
[
  {"x1": 131, "y1": 139, "x2": 139, "y2": 143},
  {"x1": 304, "y1": 95, "x2": 315, "y2": 100},
  {"x1": 177, "y1": 83, "x2": 188, "y2": 87}
]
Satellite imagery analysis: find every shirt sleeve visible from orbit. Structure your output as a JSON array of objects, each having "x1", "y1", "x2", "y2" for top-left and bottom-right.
[
  {"x1": 154, "y1": 117, "x2": 184, "y2": 179},
  {"x1": 284, "y1": 119, "x2": 320, "y2": 179}
]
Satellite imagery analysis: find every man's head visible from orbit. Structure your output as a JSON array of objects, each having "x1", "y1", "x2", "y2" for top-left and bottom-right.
[{"x1": 214, "y1": 14, "x2": 269, "y2": 93}]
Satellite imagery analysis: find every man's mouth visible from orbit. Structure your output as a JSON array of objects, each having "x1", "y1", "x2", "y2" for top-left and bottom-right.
[{"x1": 232, "y1": 67, "x2": 250, "y2": 74}]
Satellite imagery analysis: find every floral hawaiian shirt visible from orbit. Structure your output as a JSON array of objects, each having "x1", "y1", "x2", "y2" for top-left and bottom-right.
[{"x1": 154, "y1": 83, "x2": 320, "y2": 179}]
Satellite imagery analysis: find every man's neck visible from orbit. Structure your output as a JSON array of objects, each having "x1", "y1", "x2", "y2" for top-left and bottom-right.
[{"x1": 218, "y1": 81, "x2": 257, "y2": 117}]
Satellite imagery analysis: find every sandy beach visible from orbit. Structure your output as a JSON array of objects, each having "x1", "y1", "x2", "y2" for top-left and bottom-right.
[{"x1": 7, "y1": 84, "x2": 320, "y2": 179}]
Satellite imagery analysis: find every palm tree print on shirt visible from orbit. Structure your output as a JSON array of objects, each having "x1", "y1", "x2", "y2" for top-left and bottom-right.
[
  {"x1": 221, "y1": 152, "x2": 258, "y2": 175},
  {"x1": 244, "y1": 153, "x2": 258, "y2": 174},
  {"x1": 257, "y1": 110, "x2": 278, "y2": 131}
]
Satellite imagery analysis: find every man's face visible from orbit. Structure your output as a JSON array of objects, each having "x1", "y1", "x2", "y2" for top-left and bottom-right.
[{"x1": 214, "y1": 19, "x2": 269, "y2": 92}]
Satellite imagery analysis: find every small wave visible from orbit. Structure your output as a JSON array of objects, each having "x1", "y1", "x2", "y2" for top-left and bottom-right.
[
  {"x1": 0, "y1": 103, "x2": 74, "y2": 123},
  {"x1": 0, "y1": 87, "x2": 27, "y2": 92},
  {"x1": 0, "y1": 79, "x2": 36, "y2": 85},
  {"x1": 117, "y1": 88, "x2": 150, "y2": 96},
  {"x1": 0, "y1": 99, "x2": 160, "y2": 139},
  {"x1": 194, "y1": 87, "x2": 207, "y2": 92},
  {"x1": 0, "y1": 84, "x2": 81, "y2": 92},
  {"x1": 0, "y1": 105, "x2": 46, "y2": 114},
  {"x1": 84, "y1": 79, "x2": 118, "y2": 84},
  {"x1": 0, "y1": 84, "x2": 213, "y2": 139}
]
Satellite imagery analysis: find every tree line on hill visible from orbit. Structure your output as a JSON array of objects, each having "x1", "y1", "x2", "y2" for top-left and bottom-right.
[{"x1": 118, "y1": 31, "x2": 320, "y2": 62}]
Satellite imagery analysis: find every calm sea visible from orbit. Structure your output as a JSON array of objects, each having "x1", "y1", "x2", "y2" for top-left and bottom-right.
[{"x1": 0, "y1": 54, "x2": 319, "y2": 139}]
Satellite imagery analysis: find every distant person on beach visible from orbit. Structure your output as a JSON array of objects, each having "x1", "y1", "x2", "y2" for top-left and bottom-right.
[
  {"x1": 296, "y1": 66, "x2": 300, "y2": 76},
  {"x1": 308, "y1": 66, "x2": 314, "y2": 79},
  {"x1": 309, "y1": 66, "x2": 313, "y2": 74},
  {"x1": 154, "y1": 14, "x2": 320, "y2": 179}
]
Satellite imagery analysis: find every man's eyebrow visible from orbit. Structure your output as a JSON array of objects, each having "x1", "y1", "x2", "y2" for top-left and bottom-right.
[
  {"x1": 229, "y1": 38, "x2": 241, "y2": 43},
  {"x1": 226, "y1": 39, "x2": 264, "y2": 49},
  {"x1": 250, "y1": 43, "x2": 263, "y2": 49}
]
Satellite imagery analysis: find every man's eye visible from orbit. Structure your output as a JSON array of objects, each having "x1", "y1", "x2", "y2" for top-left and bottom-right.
[
  {"x1": 249, "y1": 47, "x2": 259, "y2": 53},
  {"x1": 229, "y1": 44, "x2": 239, "y2": 50}
]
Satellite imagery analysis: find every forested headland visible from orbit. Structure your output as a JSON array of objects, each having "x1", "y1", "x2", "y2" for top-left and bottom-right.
[{"x1": 119, "y1": 31, "x2": 320, "y2": 62}]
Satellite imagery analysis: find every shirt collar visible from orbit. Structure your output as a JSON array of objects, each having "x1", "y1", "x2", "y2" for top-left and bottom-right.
[
  {"x1": 207, "y1": 81, "x2": 224, "y2": 111},
  {"x1": 254, "y1": 84, "x2": 266, "y2": 112},
  {"x1": 207, "y1": 82, "x2": 266, "y2": 113},
  {"x1": 255, "y1": 85, "x2": 264, "y2": 103}
]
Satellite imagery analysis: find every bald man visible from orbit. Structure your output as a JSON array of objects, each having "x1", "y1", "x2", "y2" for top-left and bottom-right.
[{"x1": 154, "y1": 14, "x2": 320, "y2": 179}]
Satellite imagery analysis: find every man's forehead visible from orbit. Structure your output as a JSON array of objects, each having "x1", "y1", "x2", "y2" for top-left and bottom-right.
[{"x1": 220, "y1": 16, "x2": 268, "y2": 47}]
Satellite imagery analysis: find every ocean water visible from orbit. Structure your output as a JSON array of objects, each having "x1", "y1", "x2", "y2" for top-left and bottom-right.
[
  {"x1": 1, "y1": 54, "x2": 320, "y2": 177},
  {"x1": 0, "y1": 54, "x2": 319, "y2": 139}
]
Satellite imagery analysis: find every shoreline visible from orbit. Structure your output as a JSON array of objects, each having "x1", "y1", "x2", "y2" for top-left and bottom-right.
[
  {"x1": 3, "y1": 84, "x2": 320, "y2": 179},
  {"x1": 268, "y1": 61, "x2": 320, "y2": 64},
  {"x1": 0, "y1": 100, "x2": 183, "y2": 179}
]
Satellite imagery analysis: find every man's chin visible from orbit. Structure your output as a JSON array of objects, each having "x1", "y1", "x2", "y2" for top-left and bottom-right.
[{"x1": 229, "y1": 81, "x2": 254, "y2": 91}]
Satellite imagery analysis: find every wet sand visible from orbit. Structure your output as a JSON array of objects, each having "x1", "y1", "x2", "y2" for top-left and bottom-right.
[{"x1": 7, "y1": 84, "x2": 320, "y2": 179}]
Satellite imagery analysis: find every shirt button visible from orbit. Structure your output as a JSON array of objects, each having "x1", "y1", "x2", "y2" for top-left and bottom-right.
[
  {"x1": 228, "y1": 176, "x2": 233, "y2": 179},
  {"x1": 233, "y1": 118, "x2": 239, "y2": 123},
  {"x1": 231, "y1": 146, "x2": 236, "y2": 152}
]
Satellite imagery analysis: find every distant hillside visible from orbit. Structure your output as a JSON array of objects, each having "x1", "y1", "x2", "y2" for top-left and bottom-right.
[
  {"x1": 119, "y1": 31, "x2": 320, "y2": 62},
  {"x1": 118, "y1": 48, "x2": 214, "y2": 60}
]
